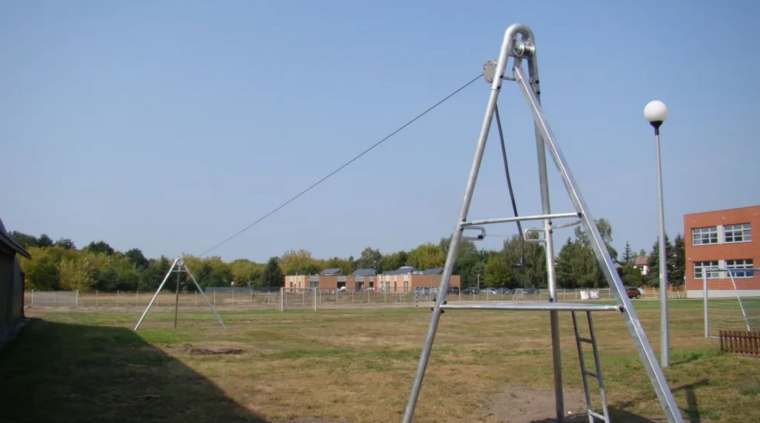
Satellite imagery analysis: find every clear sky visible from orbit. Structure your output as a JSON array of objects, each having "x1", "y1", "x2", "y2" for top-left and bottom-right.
[{"x1": 2, "y1": 0, "x2": 759, "y2": 263}]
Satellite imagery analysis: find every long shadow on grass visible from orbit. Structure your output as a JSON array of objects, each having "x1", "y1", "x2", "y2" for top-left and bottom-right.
[
  {"x1": 0, "y1": 318, "x2": 267, "y2": 423},
  {"x1": 607, "y1": 379, "x2": 709, "y2": 423}
]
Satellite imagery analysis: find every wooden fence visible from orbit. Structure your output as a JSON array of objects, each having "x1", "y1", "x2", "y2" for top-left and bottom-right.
[{"x1": 719, "y1": 330, "x2": 760, "y2": 357}]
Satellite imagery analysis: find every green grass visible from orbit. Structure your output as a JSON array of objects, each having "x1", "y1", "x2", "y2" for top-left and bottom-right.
[{"x1": 0, "y1": 300, "x2": 758, "y2": 423}]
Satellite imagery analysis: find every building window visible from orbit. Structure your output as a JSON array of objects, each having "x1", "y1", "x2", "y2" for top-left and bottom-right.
[
  {"x1": 726, "y1": 259, "x2": 754, "y2": 278},
  {"x1": 692, "y1": 226, "x2": 718, "y2": 245},
  {"x1": 694, "y1": 261, "x2": 720, "y2": 279},
  {"x1": 724, "y1": 223, "x2": 752, "y2": 243}
]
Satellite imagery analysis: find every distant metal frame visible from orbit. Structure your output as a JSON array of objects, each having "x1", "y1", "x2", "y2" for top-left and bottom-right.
[
  {"x1": 134, "y1": 258, "x2": 226, "y2": 331},
  {"x1": 401, "y1": 23, "x2": 683, "y2": 423}
]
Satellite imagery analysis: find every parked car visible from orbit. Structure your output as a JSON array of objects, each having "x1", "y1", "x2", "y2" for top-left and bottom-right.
[
  {"x1": 447, "y1": 286, "x2": 460, "y2": 294},
  {"x1": 461, "y1": 287, "x2": 479, "y2": 295},
  {"x1": 626, "y1": 287, "x2": 642, "y2": 299},
  {"x1": 481, "y1": 287, "x2": 499, "y2": 295}
]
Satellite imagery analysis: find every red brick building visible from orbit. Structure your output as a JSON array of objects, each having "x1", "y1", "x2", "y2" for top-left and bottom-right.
[{"x1": 684, "y1": 205, "x2": 759, "y2": 298}]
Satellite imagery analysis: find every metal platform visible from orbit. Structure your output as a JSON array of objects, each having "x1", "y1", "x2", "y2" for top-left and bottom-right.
[{"x1": 440, "y1": 302, "x2": 622, "y2": 312}]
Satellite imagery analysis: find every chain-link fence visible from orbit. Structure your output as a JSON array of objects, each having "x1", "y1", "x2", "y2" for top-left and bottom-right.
[{"x1": 24, "y1": 285, "x2": 686, "y2": 311}]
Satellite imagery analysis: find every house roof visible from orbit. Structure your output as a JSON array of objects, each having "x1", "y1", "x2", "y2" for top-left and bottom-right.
[
  {"x1": 320, "y1": 268, "x2": 342, "y2": 276},
  {"x1": 422, "y1": 268, "x2": 443, "y2": 275},
  {"x1": 351, "y1": 268, "x2": 376, "y2": 276},
  {"x1": 382, "y1": 266, "x2": 418, "y2": 275},
  {"x1": 634, "y1": 256, "x2": 648, "y2": 266},
  {"x1": 0, "y1": 217, "x2": 31, "y2": 259}
]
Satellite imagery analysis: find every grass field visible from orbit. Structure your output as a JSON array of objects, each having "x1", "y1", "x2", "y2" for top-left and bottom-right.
[{"x1": 0, "y1": 300, "x2": 758, "y2": 423}]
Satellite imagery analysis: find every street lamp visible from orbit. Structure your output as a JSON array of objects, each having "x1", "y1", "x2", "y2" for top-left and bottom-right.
[{"x1": 644, "y1": 100, "x2": 669, "y2": 368}]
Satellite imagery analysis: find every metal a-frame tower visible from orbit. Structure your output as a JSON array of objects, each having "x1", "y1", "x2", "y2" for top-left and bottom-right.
[
  {"x1": 401, "y1": 24, "x2": 683, "y2": 423},
  {"x1": 134, "y1": 257, "x2": 226, "y2": 331}
]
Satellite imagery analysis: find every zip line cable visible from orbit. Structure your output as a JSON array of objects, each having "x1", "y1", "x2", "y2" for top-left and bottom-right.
[{"x1": 198, "y1": 74, "x2": 483, "y2": 257}]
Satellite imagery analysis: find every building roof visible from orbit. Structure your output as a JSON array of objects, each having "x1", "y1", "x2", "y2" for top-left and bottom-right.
[
  {"x1": 320, "y1": 268, "x2": 342, "y2": 276},
  {"x1": 382, "y1": 266, "x2": 417, "y2": 275},
  {"x1": 0, "y1": 217, "x2": 31, "y2": 259},
  {"x1": 422, "y1": 268, "x2": 443, "y2": 275},
  {"x1": 351, "y1": 268, "x2": 376, "y2": 276},
  {"x1": 634, "y1": 256, "x2": 648, "y2": 266}
]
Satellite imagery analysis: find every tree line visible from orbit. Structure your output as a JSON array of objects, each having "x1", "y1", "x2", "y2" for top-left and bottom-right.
[{"x1": 9, "y1": 217, "x2": 685, "y2": 293}]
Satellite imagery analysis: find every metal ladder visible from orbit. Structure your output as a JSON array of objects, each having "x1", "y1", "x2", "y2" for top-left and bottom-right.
[{"x1": 572, "y1": 311, "x2": 610, "y2": 423}]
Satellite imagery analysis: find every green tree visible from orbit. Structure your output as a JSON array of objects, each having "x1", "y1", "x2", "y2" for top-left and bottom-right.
[
  {"x1": 439, "y1": 236, "x2": 478, "y2": 259},
  {"x1": 280, "y1": 249, "x2": 320, "y2": 275},
  {"x1": 138, "y1": 257, "x2": 172, "y2": 291},
  {"x1": 19, "y1": 247, "x2": 60, "y2": 290},
  {"x1": 125, "y1": 248, "x2": 149, "y2": 270},
  {"x1": 484, "y1": 255, "x2": 511, "y2": 287},
  {"x1": 9, "y1": 231, "x2": 38, "y2": 248},
  {"x1": 617, "y1": 262, "x2": 643, "y2": 287},
  {"x1": 54, "y1": 238, "x2": 76, "y2": 250},
  {"x1": 262, "y1": 257, "x2": 284, "y2": 287},
  {"x1": 556, "y1": 237, "x2": 581, "y2": 288},
  {"x1": 499, "y1": 235, "x2": 547, "y2": 288},
  {"x1": 84, "y1": 241, "x2": 115, "y2": 256},
  {"x1": 671, "y1": 234, "x2": 685, "y2": 286},
  {"x1": 646, "y1": 235, "x2": 674, "y2": 287},
  {"x1": 37, "y1": 234, "x2": 54, "y2": 248},
  {"x1": 379, "y1": 251, "x2": 407, "y2": 272},
  {"x1": 355, "y1": 247, "x2": 382, "y2": 270},
  {"x1": 407, "y1": 243, "x2": 445, "y2": 270},
  {"x1": 621, "y1": 241, "x2": 635, "y2": 264},
  {"x1": 58, "y1": 255, "x2": 98, "y2": 291}
]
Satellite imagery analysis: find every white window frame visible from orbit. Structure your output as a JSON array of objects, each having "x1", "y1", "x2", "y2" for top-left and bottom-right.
[
  {"x1": 725, "y1": 259, "x2": 755, "y2": 278},
  {"x1": 724, "y1": 223, "x2": 752, "y2": 243},
  {"x1": 692, "y1": 226, "x2": 718, "y2": 246},
  {"x1": 694, "y1": 260, "x2": 720, "y2": 279}
]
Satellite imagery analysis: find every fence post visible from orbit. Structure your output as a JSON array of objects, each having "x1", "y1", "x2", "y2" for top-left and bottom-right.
[
  {"x1": 280, "y1": 287, "x2": 284, "y2": 312},
  {"x1": 195, "y1": 291, "x2": 198, "y2": 306},
  {"x1": 314, "y1": 288, "x2": 317, "y2": 312},
  {"x1": 232, "y1": 289, "x2": 234, "y2": 306},
  {"x1": 136, "y1": 290, "x2": 139, "y2": 307},
  {"x1": 704, "y1": 273, "x2": 709, "y2": 338},
  {"x1": 116, "y1": 290, "x2": 120, "y2": 306},
  {"x1": 213, "y1": 291, "x2": 216, "y2": 307},
  {"x1": 76, "y1": 290, "x2": 79, "y2": 307},
  {"x1": 96, "y1": 290, "x2": 99, "y2": 306},
  {"x1": 31, "y1": 289, "x2": 34, "y2": 306}
]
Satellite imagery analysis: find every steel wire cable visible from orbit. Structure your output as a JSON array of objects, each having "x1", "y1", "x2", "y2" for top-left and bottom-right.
[{"x1": 198, "y1": 74, "x2": 483, "y2": 257}]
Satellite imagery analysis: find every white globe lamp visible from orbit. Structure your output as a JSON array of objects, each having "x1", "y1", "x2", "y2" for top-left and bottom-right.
[{"x1": 644, "y1": 100, "x2": 667, "y2": 132}]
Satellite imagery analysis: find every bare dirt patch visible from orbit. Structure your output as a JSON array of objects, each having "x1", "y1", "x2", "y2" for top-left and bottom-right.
[
  {"x1": 190, "y1": 347, "x2": 246, "y2": 355},
  {"x1": 484, "y1": 385, "x2": 589, "y2": 423}
]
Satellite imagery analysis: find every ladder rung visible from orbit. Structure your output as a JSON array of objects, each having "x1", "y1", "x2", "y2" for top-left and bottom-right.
[
  {"x1": 588, "y1": 410, "x2": 607, "y2": 420},
  {"x1": 440, "y1": 302, "x2": 621, "y2": 312},
  {"x1": 583, "y1": 370, "x2": 600, "y2": 379},
  {"x1": 461, "y1": 212, "x2": 580, "y2": 227},
  {"x1": 577, "y1": 337, "x2": 594, "y2": 344}
]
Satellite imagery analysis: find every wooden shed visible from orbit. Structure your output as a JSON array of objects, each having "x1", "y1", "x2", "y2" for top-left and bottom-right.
[{"x1": 0, "y1": 216, "x2": 31, "y2": 342}]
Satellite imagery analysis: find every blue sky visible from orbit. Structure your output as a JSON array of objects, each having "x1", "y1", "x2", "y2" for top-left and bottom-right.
[{"x1": 2, "y1": 1, "x2": 759, "y2": 263}]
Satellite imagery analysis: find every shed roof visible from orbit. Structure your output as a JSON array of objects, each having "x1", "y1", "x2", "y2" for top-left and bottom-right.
[{"x1": 0, "y1": 217, "x2": 31, "y2": 259}]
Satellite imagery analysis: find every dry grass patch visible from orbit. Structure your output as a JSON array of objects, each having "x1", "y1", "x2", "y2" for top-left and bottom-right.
[{"x1": 1, "y1": 301, "x2": 758, "y2": 423}]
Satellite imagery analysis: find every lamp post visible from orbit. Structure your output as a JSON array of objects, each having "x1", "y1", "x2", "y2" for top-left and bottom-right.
[{"x1": 644, "y1": 100, "x2": 669, "y2": 368}]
